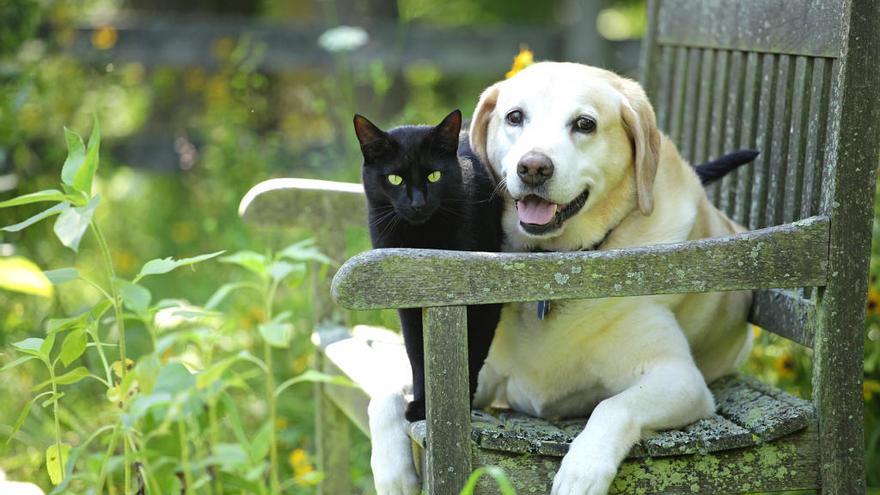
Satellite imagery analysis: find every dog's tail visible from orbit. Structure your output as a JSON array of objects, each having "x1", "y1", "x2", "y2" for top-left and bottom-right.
[{"x1": 694, "y1": 149, "x2": 759, "y2": 185}]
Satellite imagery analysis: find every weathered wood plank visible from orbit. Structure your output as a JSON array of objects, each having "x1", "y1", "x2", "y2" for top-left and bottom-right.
[
  {"x1": 332, "y1": 217, "x2": 830, "y2": 310},
  {"x1": 801, "y1": 58, "x2": 832, "y2": 220},
  {"x1": 782, "y1": 56, "x2": 811, "y2": 224},
  {"x1": 812, "y1": 1, "x2": 880, "y2": 492},
  {"x1": 766, "y1": 55, "x2": 793, "y2": 227},
  {"x1": 749, "y1": 53, "x2": 777, "y2": 230},
  {"x1": 719, "y1": 49, "x2": 744, "y2": 217},
  {"x1": 679, "y1": 47, "x2": 703, "y2": 162},
  {"x1": 668, "y1": 47, "x2": 689, "y2": 145},
  {"x1": 733, "y1": 51, "x2": 761, "y2": 226},
  {"x1": 470, "y1": 426, "x2": 819, "y2": 494},
  {"x1": 656, "y1": 0, "x2": 844, "y2": 58},
  {"x1": 315, "y1": 352, "x2": 353, "y2": 495},
  {"x1": 423, "y1": 306, "x2": 471, "y2": 495},
  {"x1": 748, "y1": 289, "x2": 816, "y2": 348},
  {"x1": 654, "y1": 45, "x2": 677, "y2": 133},
  {"x1": 711, "y1": 375, "x2": 813, "y2": 441},
  {"x1": 239, "y1": 178, "x2": 366, "y2": 229}
]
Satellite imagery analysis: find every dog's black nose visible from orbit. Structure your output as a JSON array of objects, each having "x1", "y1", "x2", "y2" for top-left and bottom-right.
[{"x1": 517, "y1": 152, "x2": 554, "y2": 186}]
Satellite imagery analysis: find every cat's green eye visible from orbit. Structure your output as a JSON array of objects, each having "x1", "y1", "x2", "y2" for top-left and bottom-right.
[
  {"x1": 427, "y1": 171, "x2": 442, "y2": 183},
  {"x1": 387, "y1": 174, "x2": 403, "y2": 186}
]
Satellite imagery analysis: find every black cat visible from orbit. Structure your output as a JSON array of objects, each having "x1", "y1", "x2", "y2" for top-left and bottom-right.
[{"x1": 353, "y1": 109, "x2": 503, "y2": 422}]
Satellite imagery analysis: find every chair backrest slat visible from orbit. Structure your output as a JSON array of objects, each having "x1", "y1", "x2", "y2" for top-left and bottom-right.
[{"x1": 640, "y1": 0, "x2": 856, "y2": 342}]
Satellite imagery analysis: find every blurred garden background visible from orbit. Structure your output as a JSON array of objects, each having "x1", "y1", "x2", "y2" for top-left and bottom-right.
[{"x1": 0, "y1": 0, "x2": 878, "y2": 493}]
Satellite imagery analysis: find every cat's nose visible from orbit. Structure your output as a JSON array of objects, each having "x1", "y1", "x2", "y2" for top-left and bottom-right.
[
  {"x1": 517, "y1": 151, "x2": 554, "y2": 186},
  {"x1": 411, "y1": 190, "x2": 427, "y2": 210}
]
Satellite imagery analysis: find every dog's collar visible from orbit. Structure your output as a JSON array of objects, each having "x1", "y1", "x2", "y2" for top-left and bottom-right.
[{"x1": 529, "y1": 224, "x2": 617, "y2": 320}]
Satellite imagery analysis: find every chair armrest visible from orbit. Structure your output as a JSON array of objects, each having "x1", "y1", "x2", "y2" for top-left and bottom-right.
[
  {"x1": 239, "y1": 178, "x2": 366, "y2": 228},
  {"x1": 332, "y1": 215, "x2": 829, "y2": 310}
]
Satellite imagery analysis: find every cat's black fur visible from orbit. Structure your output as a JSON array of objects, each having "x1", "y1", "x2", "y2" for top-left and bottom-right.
[{"x1": 353, "y1": 109, "x2": 503, "y2": 422}]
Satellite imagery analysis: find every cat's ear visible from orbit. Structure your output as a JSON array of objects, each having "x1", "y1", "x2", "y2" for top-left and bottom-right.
[
  {"x1": 353, "y1": 114, "x2": 391, "y2": 162},
  {"x1": 431, "y1": 109, "x2": 462, "y2": 154}
]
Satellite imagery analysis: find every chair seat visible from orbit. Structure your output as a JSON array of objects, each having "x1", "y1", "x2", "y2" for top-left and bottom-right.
[
  {"x1": 314, "y1": 324, "x2": 820, "y2": 494},
  {"x1": 408, "y1": 375, "x2": 814, "y2": 459}
]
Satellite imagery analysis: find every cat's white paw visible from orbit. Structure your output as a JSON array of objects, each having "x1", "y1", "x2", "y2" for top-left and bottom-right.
[
  {"x1": 550, "y1": 448, "x2": 617, "y2": 495},
  {"x1": 369, "y1": 393, "x2": 420, "y2": 495}
]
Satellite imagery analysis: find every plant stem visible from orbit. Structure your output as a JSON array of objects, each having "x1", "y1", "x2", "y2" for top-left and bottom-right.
[
  {"x1": 264, "y1": 278, "x2": 281, "y2": 493},
  {"x1": 47, "y1": 363, "x2": 64, "y2": 484},
  {"x1": 97, "y1": 423, "x2": 121, "y2": 494},
  {"x1": 178, "y1": 420, "x2": 194, "y2": 494},
  {"x1": 90, "y1": 221, "x2": 132, "y2": 494}
]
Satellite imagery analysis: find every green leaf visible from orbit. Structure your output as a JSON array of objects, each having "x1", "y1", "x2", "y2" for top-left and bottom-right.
[
  {"x1": 204, "y1": 282, "x2": 252, "y2": 310},
  {"x1": 53, "y1": 195, "x2": 99, "y2": 252},
  {"x1": 36, "y1": 366, "x2": 90, "y2": 390},
  {"x1": 1, "y1": 355, "x2": 37, "y2": 372},
  {"x1": 258, "y1": 321, "x2": 293, "y2": 348},
  {"x1": 44, "y1": 268, "x2": 80, "y2": 285},
  {"x1": 153, "y1": 362, "x2": 195, "y2": 396},
  {"x1": 46, "y1": 311, "x2": 88, "y2": 334},
  {"x1": 59, "y1": 329, "x2": 87, "y2": 367},
  {"x1": 114, "y1": 278, "x2": 152, "y2": 314},
  {"x1": 42, "y1": 392, "x2": 65, "y2": 407},
  {"x1": 134, "y1": 250, "x2": 225, "y2": 282},
  {"x1": 46, "y1": 442, "x2": 72, "y2": 485},
  {"x1": 275, "y1": 369, "x2": 357, "y2": 398},
  {"x1": 6, "y1": 398, "x2": 34, "y2": 445},
  {"x1": 41, "y1": 332, "x2": 56, "y2": 359},
  {"x1": 12, "y1": 337, "x2": 45, "y2": 357},
  {"x1": 250, "y1": 422, "x2": 272, "y2": 461},
  {"x1": 196, "y1": 355, "x2": 240, "y2": 390},
  {"x1": 2, "y1": 201, "x2": 69, "y2": 232},
  {"x1": 219, "y1": 250, "x2": 269, "y2": 279},
  {"x1": 269, "y1": 260, "x2": 305, "y2": 283},
  {"x1": 0, "y1": 189, "x2": 65, "y2": 208},
  {"x1": 460, "y1": 466, "x2": 517, "y2": 495},
  {"x1": 73, "y1": 117, "x2": 100, "y2": 194},
  {"x1": 0, "y1": 257, "x2": 54, "y2": 297},
  {"x1": 61, "y1": 127, "x2": 85, "y2": 189},
  {"x1": 279, "y1": 238, "x2": 335, "y2": 266}
]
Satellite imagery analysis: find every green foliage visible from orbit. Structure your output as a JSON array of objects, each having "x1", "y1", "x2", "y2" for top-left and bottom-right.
[{"x1": 0, "y1": 121, "x2": 339, "y2": 493}]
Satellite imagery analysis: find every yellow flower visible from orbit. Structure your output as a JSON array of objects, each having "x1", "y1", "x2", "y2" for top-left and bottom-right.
[
  {"x1": 865, "y1": 379, "x2": 880, "y2": 401},
  {"x1": 289, "y1": 448, "x2": 321, "y2": 486},
  {"x1": 752, "y1": 325, "x2": 762, "y2": 339},
  {"x1": 506, "y1": 45, "x2": 534, "y2": 79},
  {"x1": 92, "y1": 26, "x2": 118, "y2": 50},
  {"x1": 773, "y1": 353, "x2": 796, "y2": 379},
  {"x1": 867, "y1": 287, "x2": 880, "y2": 315}
]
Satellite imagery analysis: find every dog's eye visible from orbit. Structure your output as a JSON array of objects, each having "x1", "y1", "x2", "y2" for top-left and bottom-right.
[
  {"x1": 574, "y1": 116, "x2": 597, "y2": 133},
  {"x1": 427, "y1": 171, "x2": 442, "y2": 183},
  {"x1": 505, "y1": 110, "x2": 524, "y2": 126},
  {"x1": 387, "y1": 174, "x2": 403, "y2": 186}
]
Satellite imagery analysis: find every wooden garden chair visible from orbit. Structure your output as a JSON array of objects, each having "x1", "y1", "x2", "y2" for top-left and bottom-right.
[{"x1": 240, "y1": 0, "x2": 880, "y2": 492}]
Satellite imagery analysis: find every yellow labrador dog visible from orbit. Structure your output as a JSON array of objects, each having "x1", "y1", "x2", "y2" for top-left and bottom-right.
[
  {"x1": 366, "y1": 61, "x2": 751, "y2": 495},
  {"x1": 467, "y1": 62, "x2": 752, "y2": 494}
]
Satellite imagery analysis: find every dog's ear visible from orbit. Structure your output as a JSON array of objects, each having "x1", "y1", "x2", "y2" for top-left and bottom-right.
[
  {"x1": 353, "y1": 114, "x2": 391, "y2": 163},
  {"x1": 618, "y1": 80, "x2": 661, "y2": 215},
  {"x1": 469, "y1": 83, "x2": 502, "y2": 169}
]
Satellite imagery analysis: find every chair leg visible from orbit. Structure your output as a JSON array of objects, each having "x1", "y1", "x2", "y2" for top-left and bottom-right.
[{"x1": 315, "y1": 356, "x2": 352, "y2": 495}]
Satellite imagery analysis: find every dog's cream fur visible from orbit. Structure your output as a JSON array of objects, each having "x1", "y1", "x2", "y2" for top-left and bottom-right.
[{"x1": 368, "y1": 62, "x2": 751, "y2": 495}]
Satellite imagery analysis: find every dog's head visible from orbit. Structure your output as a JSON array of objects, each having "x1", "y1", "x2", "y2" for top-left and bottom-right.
[{"x1": 469, "y1": 62, "x2": 660, "y2": 240}]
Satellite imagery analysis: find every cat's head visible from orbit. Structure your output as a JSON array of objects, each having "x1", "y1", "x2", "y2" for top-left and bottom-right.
[{"x1": 353, "y1": 110, "x2": 463, "y2": 225}]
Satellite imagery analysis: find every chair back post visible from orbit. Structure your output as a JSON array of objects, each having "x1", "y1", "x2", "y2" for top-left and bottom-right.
[
  {"x1": 423, "y1": 305, "x2": 472, "y2": 494},
  {"x1": 811, "y1": 0, "x2": 880, "y2": 492}
]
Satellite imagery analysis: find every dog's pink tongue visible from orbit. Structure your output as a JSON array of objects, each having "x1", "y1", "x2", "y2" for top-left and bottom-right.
[{"x1": 516, "y1": 197, "x2": 558, "y2": 225}]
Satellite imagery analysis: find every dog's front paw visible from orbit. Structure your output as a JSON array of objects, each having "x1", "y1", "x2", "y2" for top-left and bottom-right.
[
  {"x1": 550, "y1": 453, "x2": 617, "y2": 495},
  {"x1": 369, "y1": 393, "x2": 421, "y2": 495},
  {"x1": 373, "y1": 461, "x2": 420, "y2": 495}
]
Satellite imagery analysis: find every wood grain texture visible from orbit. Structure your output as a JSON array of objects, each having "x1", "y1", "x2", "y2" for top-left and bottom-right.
[
  {"x1": 314, "y1": 352, "x2": 353, "y2": 495},
  {"x1": 656, "y1": 0, "x2": 844, "y2": 58},
  {"x1": 470, "y1": 427, "x2": 819, "y2": 495},
  {"x1": 333, "y1": 217, "x2": 829, "y2": 310},
  {"x1": 239, "y1": 178, "x2": 367, "y2": 229},
  {"x1": 748, "y1": 289, "x2": 816, "y2": 348},
  {"x1": 423, "y1": 306, "x2": 472, "y2": 495},
  {"x1": 811, "y1": 1, "x2": 880, "y2": 493}
]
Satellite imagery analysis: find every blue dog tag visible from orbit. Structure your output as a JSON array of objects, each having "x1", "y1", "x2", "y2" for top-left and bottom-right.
[{"x1": 537, "y1": 300, "x2": 551, "y2": 320}]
